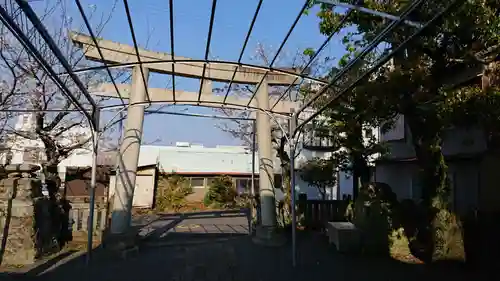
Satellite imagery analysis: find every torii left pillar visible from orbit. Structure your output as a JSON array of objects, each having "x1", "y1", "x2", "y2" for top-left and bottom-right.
[
  {"x1": 253, "y1": 79, "x2": 285, "y2": 246},
  {"x1": 110, "y1": 66, "x2": 150, "y2": 234}
]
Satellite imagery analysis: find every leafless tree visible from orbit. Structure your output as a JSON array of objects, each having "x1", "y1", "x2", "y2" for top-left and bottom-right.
[
  {"x1": 215, "y1": 43, "x2": 322, "y2": 167},
  {"x1": 0, "y1": 0, "x2": 123, "y2": 170},
  {"x1": 213, "y1": 43, "x2": 326, "y2": 224}
]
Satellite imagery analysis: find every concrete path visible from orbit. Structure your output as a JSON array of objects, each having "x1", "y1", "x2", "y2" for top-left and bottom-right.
[
  {"x1": 0, "y1": 210, "x2": 487, "y2": 281},
  {"x1": 137, "y1": 210, "x2": 250, "y2": 241},
  {"x1": 31, "y1": 233, "x2": 481, "y2": 281}
]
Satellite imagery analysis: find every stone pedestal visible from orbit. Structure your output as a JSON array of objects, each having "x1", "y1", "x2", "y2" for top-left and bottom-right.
[
  {"x1": 0, "y1": 200, "x2": 37, "y2": 265},
  {"x1": 252, "y1": 225, "x2": 286, "y2": 247},
  {"x1": 0, "y1": 164, "x2": 48, "y2": 266},
  {"x1": 102, "y1": 230, "x2": 140, "y2": 251},
  {"x1": 326, "y1": 222, "x2": 361, "y2": 253}
]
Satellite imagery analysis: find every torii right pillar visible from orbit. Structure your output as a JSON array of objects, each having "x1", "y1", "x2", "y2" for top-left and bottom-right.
[{"x1": 253, "y1": 79, "x2": 285, "y2": 246}]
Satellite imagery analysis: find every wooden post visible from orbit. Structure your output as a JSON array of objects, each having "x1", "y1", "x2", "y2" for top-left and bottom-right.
[{"x1": 298, "y1": 193, "x2": 307, "y2": 224}]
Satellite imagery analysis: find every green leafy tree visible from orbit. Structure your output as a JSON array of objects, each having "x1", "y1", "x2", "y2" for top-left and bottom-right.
[
  {"x1": 310, "y1": 0, "x2": 500, "y2": 261},
  {"x1": 300, "y1": 157, "x2": 336, "y2": 199},
  {"x1": 155, "y1": 173, "x2": 192, "y2": 212},
  {"x1": 204, "y1": 175, "x2": 237, "y2": 208},
  {"x1": 300, "y1": 46, "x2": 391, "y2": 199}
]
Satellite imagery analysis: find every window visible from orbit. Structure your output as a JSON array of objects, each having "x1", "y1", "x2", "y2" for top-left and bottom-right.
[
  {"x1": 236, "y1": 178, "x2": 252, "y2": 194},
  {"x1": 448, "y1": 172, "x2": 456, "y2": 211},
  {"x1": 206, "y1": 177, "x2": 217, "y2": 186},
  {"x1": 76, "y1": 150, "x2": 89, "y2": 155},
  {"x1": 4, "y1": 149, "x2": 13, "y2": 164},
  {"x1": 369, "y1": 167, "x2": 376, "y2": 182},
  {"x1": 189, "y1": 177, "x2": 205, "y2": 188},
  {"x1": 274, "y1": 175, "x2": 282, "y2": 189},
  {"x1": 411, "y1": 172, "x2": 455, "y2": 206},
  {"x1": 410, "y1": 172, "x2": 423, "y2": 201},
  {"x1": 75, "y1": 135, "x2": 87, "y2": 144},
  {"x1": 380, "y1": 114, "x2": 405, "y2": 142}
]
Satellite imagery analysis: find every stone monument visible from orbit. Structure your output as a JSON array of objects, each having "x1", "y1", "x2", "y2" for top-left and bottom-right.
[{"x1": 0, "y1": 164, "x2": 57, "y2": 265}]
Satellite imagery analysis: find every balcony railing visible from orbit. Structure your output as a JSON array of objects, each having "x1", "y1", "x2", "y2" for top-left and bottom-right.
[{"x1": 302, "y1": 123, "x2": 337, "y2": 151}]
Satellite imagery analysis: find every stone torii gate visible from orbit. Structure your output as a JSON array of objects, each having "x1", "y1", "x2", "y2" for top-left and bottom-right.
[{"x1": 71, "y1": 32, "x2": 301, "y2": 242}]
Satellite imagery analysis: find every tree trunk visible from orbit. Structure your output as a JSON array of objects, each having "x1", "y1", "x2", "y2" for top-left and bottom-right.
[
  {"x1": 276, "y1": 137, "x2": 292, "y2": 226},
  {"x1": 39, "y1": 135, "x2": 62, "y2": 196},
  {"x1": 318, "y1": 188, "x2": 327, "y2": 200},
  {"x1": 349, "y1": 122, "x2": 371, "y2": 200},
  {"x1": 406, "y1": 113, "x2": 465, "y2": 263},
  {"x1": 352, "y1": 156, "x2": 370, "y2": 200}
]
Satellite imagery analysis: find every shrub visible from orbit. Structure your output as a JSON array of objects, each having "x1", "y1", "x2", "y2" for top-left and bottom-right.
[
  {"x1": 234, "y1": 194, "x2": 254, "y2": 208},
  {"x1": 155, "y1": 174, "x2": 192, "y2": 212},
  {"x1": 352, "y1": 182, "x2": 399, "y2": 255},
  {"x1": 204, "y1": 175, "x2": 237, "y2": 208}
]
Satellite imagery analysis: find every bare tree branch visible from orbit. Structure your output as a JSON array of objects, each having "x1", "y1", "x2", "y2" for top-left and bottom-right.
[{"x1": 0, "y1": 0, "x2": 121, "y2": 169}]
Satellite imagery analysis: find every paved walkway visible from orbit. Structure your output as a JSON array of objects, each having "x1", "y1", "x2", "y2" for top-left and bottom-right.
[
  {"x1": 137, "y1": 210, "x2": 250, "y2": 242},
  {"x1": 1, "y1": 211, "x2": 490, "y2": 281}
]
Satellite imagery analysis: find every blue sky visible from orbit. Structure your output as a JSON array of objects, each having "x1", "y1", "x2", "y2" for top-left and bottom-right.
[{"x1": 36, "y1": 0, "x2": 347, "y2": 147}]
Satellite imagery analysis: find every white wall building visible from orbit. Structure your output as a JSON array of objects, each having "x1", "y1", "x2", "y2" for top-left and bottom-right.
[
  {"x1": 296, "y1": 105, "x2": 381, "y2": 199},
  {"x1": 1, "y1": 114, "x2": 337, "y2": 205},
  {"x1": 0, "y1": 114, "x2": 93, "y2": 180},
  {"x1": 374, "y1": 114, "x2": 488, "y2": 215}
]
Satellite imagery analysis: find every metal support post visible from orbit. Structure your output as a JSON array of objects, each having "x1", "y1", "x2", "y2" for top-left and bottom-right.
[
  {"x1": 251, "y1": 119, "x2": 256, "y2": 197},
  {"x1": 250, "y1": 119, "x2": 258, "y2": 232},
  {"x1": 86, "y1": 110, "x2": 100, "y2": 265},
  {"x1": 289, "y1": 109, "x2": 297, "y2": 267}
]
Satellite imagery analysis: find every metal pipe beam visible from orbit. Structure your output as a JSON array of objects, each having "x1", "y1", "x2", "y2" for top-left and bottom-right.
[
  {"x1": 270, "y1": 0, "x2": 362, "y2": 111},
  {"x1": 198, "y1": 0, "x2": 218, "y2": 103},
  {"x1": 144, "y1": 109, "x2": 256, "y2": 121},
  {"x1": 289, "y1": 109, "x2": 297, "y2": 267},
  {"x1": 316, "y1": 0, "x2": 423, "y2": 28},
  {"x1": 294, "y1": 0, "x2": 460, "y2": 134},
  {"x1": 86, "y1": 112, "x2": 100, "y2": 265},
  {"x1": 14, "y1": 0, "x2": 98, "y2": 111},
  {"x1": 122, "y1": 0, "x2": 152, "y2": 104},
  {"x1": 74, "y1": 0, "x2": 125, "y2": 107},
  {"x1": 0, "y1": 4, "x2": 94, "y2": 127},
  {"x1": 168, "y1": 0, "x2": 177, "y2": 103},
  {"x1": 100, "y1": 101, "x2": 293, "y2": 117},
  {"x1": 223, "y1": 0, "x2": 264, "y2": 104},
  {"x1": 251, "y1": 120, "x2": 256, "y2": 197},
  {"x1": 246, "y1": 0, "x2": 310, "y2": 107},
  {"x1": 296, "y1": 0, "x2": 425, "y2": 115}
]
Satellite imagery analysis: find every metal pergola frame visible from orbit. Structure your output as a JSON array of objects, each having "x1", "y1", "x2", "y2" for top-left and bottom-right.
[{"x1": 0, "y1": 0, "x2": 459, "y2": 268}]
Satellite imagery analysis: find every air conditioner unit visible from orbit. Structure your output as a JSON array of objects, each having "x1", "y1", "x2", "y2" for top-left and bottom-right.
[{"x1": 175, "y1": 142, "x2": 190, "y2": 147}]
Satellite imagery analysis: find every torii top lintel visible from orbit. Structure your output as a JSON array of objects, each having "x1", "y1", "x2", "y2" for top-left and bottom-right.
[{"x1": 70, "y1": 32, "x2": 301, "y2": 86}]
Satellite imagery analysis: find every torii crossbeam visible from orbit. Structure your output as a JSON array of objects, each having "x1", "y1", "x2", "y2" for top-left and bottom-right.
[{"x1": 94, "y1": 83, "x2": 299, "y2": 115}]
